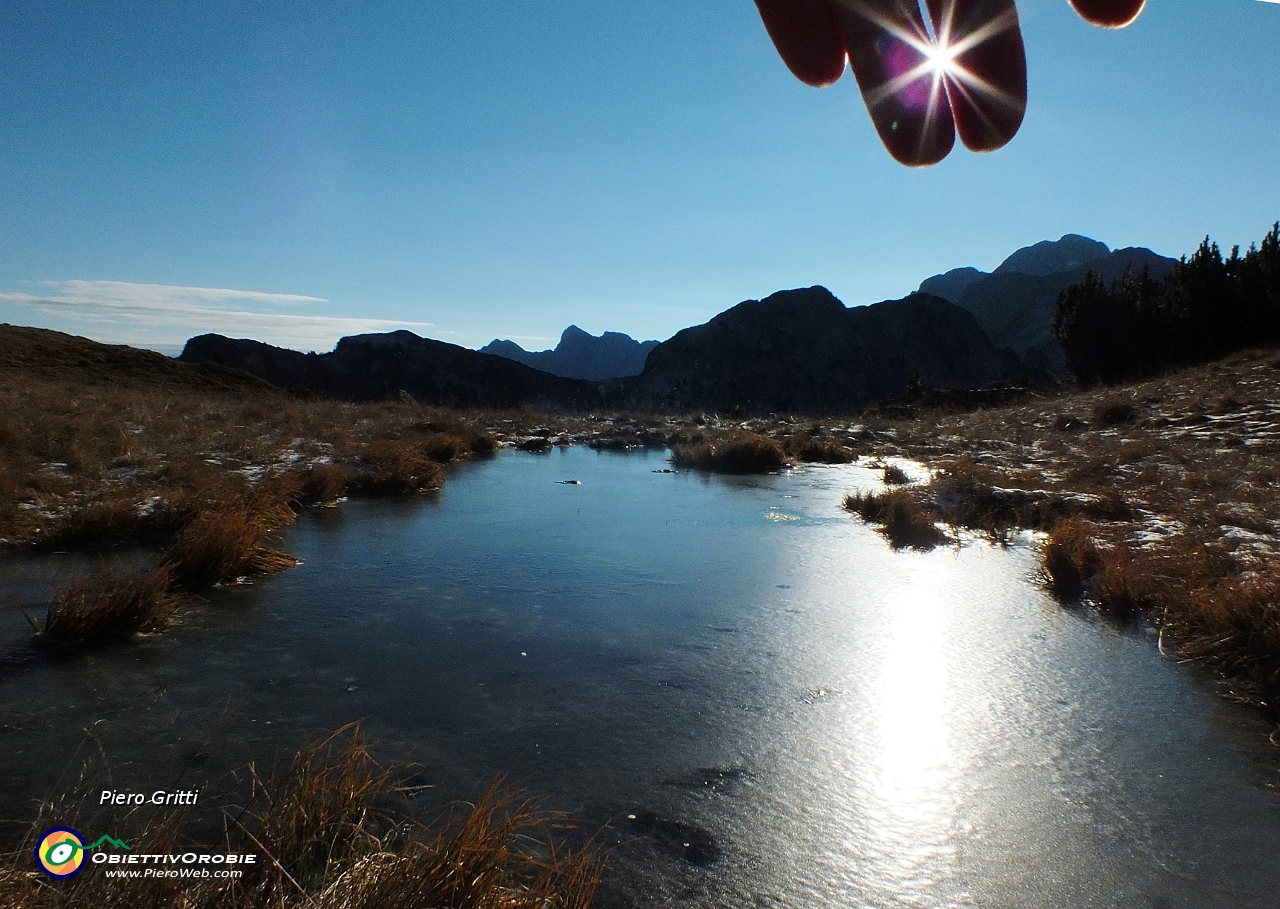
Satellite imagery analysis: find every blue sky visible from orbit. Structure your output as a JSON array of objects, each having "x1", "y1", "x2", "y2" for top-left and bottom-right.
[{"x1": 1, "y1": 0, "x2": 1277, "y2": 354}]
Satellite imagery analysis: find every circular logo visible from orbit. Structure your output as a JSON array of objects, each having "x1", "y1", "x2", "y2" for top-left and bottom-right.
[{"x1": 35, "y1": 827, "x2": 85, "y2": 879}]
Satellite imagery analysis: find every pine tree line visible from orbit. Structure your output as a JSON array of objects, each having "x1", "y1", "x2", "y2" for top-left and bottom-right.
[{"x1": 1053, "y1": 222, "x2": 1280, "y2": 385}]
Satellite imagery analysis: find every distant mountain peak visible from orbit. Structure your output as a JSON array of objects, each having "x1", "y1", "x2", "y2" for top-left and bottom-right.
[
  {"x1": 918, "y1": 266, "x2": 987, "y2": 304},
  {"x1": 480, "y1": 325, "x2": 659, "y2": 380},
  {"x1": 994, "y1": 234, "x2": 1111, "y2": 277}
]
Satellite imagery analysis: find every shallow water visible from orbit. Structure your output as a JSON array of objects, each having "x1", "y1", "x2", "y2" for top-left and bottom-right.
[{"x1": 2, "y1": 447, "x2": 1279, "y2": 907}]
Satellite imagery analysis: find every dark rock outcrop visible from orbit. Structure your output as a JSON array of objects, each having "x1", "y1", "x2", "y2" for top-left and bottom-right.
[
  {"x1": 480, "y1": 326, "x2": 659, "y2": 380},
  {"x1": 179, "y1": 330, "x2": 602, "y2": 409},
  {"x1": 623, "y1": 286, "x2": 1031, "y2": 413}
]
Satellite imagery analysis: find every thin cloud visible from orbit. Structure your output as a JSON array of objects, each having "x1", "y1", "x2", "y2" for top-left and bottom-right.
[
  {"x1": 0, "y1": 281, "x2": 434, "y2": 353},
  {"x1": 53, "y1": 280, "x2": 327, "y2": 307}
]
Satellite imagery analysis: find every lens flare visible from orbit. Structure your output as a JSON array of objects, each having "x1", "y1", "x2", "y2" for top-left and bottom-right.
[
  {"x1": 837, "y1": 0, "x2": 1028, "y2": 164},
  {"x1": 924, "y1": 38, "x2": 960, "y2": 77}
]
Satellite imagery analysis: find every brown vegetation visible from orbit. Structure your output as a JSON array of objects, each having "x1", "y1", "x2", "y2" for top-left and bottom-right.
[
  {"x1": 881, "y1": 463, "x2": 910, "y2": 485},
  {"x1": 0, "y1": 366, "x2": 492, "y2": 551},
  {"x1": 0, "y1": 726, "x2": 602, "y2": 909},
  {"x1": 844, "y1": 489, "x2": 951, "y2": 551},
  {"x1": 670, "y1": 432, "x2": 792, "y2": 473},
  {"x1": 41, "y1": 564, "x2": 178, "y2": 645},
  {"x1": 1040, "y1": 519, "x2": 1104, "y2": 600},
  {"x1": 164, "y1": 500, "x2": 300, "y2": 593},
  {"x1": 785, "y1": 437, "x2": 857, "y2": 464}
]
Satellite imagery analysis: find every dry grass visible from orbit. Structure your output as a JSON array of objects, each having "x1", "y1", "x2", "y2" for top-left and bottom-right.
[
  {"x1": 1040, "y1": 520, "x2": 1104, "y2": 600},
  {"x1": 164, "y1": 502, "x2": 300, "y2": 594},
  {"x1": 0, "y1": 359, "x2": 496, "y2": 651},
  {"x1": 844, "y1": 489, "x2": 951, "y2": 551},
  {"x1": 1177, "y1": 577, "x2": 1280, "y2": 703},
  {"x1": 349, "y1": 440, "x2": 444, "y2": 496},
  {"x1": 1091, "y1": 397, "x2": 1139, "y2": 426},
  {"x1": 0, "y1": 726, "x2": 602, "y2": 909},
  {"x1": 881, "y1": 464, "x2": 910, "y2": 485},
  {"x1": 40, "y1": 564, "x2": 178, "y2": 645},
  {"x1": 280, "y1": 462, "x2": 355, "y2": 507},
  {"x1": 670, "y1": 432, "x2": 791, "y2": 473},
  {"x1": 785, "y1": 438, "x2": 857, "y2": 464},
  {"x1": 240, "y1": 725, "x2": 400, "y2": 898},
  {"x1": 0, "y1": 372, "x2": 493, "y2": 550}
]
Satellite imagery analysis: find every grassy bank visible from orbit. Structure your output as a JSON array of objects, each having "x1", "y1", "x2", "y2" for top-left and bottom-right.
[
  {"x1": 838, "y1": 347, "x2": 1280, "y2": 715},
  {"x1": 0, "y1": 726, "x2": 601, "y2": 909},
  {"x1": 0, "y1": 341, "x2": 497, "y2": 646},
  {"x1": 0, "y1": 380, "x2": 494, "y2": 552}
]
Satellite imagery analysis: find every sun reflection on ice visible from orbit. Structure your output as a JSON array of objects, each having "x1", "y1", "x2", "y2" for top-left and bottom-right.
[{"x1": 864, "y1": 580, "x2": 966, "y2": 901}]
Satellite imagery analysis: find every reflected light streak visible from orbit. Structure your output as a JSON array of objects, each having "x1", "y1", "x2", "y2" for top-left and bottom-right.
[
  {"x1": 875, "y1": 583, "x2": 950, "y2": 807},
  {"x1": 865, "y1": 581, "x2": 960, "y2": 894}
]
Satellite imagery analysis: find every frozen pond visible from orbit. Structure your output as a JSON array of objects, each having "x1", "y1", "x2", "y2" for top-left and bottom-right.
[{"x1": 2, "y1": 447, "x2": 1278, "y2": 907}]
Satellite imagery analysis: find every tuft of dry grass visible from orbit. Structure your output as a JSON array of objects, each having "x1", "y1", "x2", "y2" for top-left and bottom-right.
[
  {"x1": 786, "y1": 438, "x2": 856, "y2": 464},
  {"x1": 164, "y1": 498, "x2": 299, "y2": 593},
  {"x1": 881, "y1": 463, "x2": 911, "y2": 485},
  {"x1": 38, "y1": 495, "x2": 147, "y2": 549},
  {"x1": 240, "y1": 725, "x2": 397, "y2": 897},
  {"x1": 0, "y1": 726, "x2": 603, "y2": 909},
  {"x1": 1173, "y1": 577, "x2": 1280, "y2": 703},
  {"x1": 418, "y1": 433, "x2": 469, "y2": 463},
  {"x1": 1040, "y1": 520, "x2": 1103, "y2": 600},
  {"x1": 41, "y1": 564, "x2": 178, "y2": 644},
  {"x1": 281, "y1": 462, "x2": 355, "y2": 507},
  {"x1": 670, "y1": 432, "x2": 791, "y2": 473},
  {"x1": 352, "y1": 440, "x2": 444, "y2": 495},
  {"x1": 844, "y1": 488, "x2": 951, "y2": 551},
  {"x1": 1091, "y1": 397, "x2": 1139, "y2": 426}
]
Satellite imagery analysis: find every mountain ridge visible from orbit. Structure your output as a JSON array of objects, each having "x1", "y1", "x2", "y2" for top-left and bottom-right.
[
  {"x1": 480, "y1": 325, "x2": 658, "y2": 380},
  {"x1": 176, "y1": 286, "x2": 1033, "y2": 414},
  {"x1": 917, "y1": 235, "x2": 1178, "y2": 372}
]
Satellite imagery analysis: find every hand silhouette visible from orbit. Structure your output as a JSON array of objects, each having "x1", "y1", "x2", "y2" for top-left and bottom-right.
[{"x1": 753, "y1": 0, "x2": 1146, "y2": 166}]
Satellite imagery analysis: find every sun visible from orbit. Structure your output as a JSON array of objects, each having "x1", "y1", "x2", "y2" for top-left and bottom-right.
[{"x1": 923, "y1": 39, "x2": 960, "y2": 78}]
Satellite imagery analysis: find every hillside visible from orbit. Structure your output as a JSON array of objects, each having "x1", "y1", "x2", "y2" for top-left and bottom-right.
[
  {"x1": 0, "y1": 323, "x2": 273, "y2": 394},
  {"x1": 917, "y1": 236, "x2": 1178, "y2": 372},
  {"x1": 956, "y1": 246, "x2": 1178, "y2": 371},
  {"x1": 625, "y1": 286, "x2": 1031, "y2": 412},
  {"x1": 180, "y1": 330, "x2": 603, "y2": 410}
]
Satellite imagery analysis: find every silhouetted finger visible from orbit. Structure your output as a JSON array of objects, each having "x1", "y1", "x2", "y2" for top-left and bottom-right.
[
  {"x1": 754, "y1": 0, "x2": 848, "y2": 88},
  {"x1": 924, "y1": 0, "x2": 1027, "y2": 152},
  {"x1": 836, "y1": 0, "x2": 956, "y2": 166},
  {"x1": 1067, "y1": 0, "x2": 1146, "y2": 28}
]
